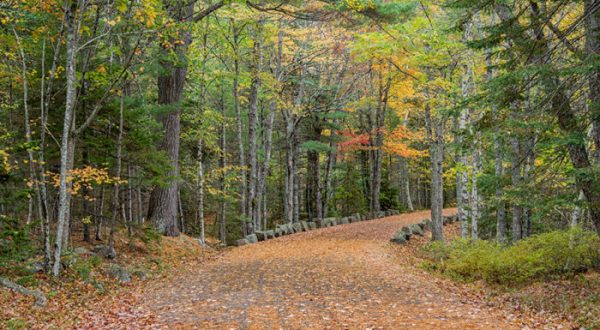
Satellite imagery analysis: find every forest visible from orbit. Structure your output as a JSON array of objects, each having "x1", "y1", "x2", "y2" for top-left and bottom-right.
[{"x1": 1, "y1": 0, "x2": 600, "y2": 328}]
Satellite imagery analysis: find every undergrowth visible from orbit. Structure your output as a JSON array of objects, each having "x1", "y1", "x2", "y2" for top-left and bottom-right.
[{"x1": 421, "y1": 227, "x2": 600, "y2": 285}]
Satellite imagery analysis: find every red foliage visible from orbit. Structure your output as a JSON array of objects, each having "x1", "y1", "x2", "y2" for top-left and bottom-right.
[{"x1": 337, "y1": 130, "x2": 371, "y2": 152}]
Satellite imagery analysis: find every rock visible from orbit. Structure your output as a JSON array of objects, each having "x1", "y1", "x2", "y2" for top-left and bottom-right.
[
  {"x1": 246, "y1": 234, "x2": 258, "y2": 243},
  {"x1": 107, "y1": 264, "x2": 131, "y2": 283},
  {"x1": 92, "y1": 245, "x2": 116, "y2": 259},
  {"x1": 317, "y1": 219, "x2": 327, "y2": 228},
  {"x1": 409, "y1": 223, "x2": 425, "y2": 236},
  {"x1": 73, "y1": 247, "x2": 90, "y2": 255},
  {"x1": 292, "y1": 222, "x2": 303, "y2": 233},
  {"x1": 401, "y1": 226, "x2": 413, "y2": 239},
  {"x1": 132, "y1": 269, "x2": 148, "y2": 280},
  {"x1": 307, "y1": 222, "x2": 317, "y2": 230},
  {"x1": 301, "y1": 221, "x2": 309, "y2": 231},
  {"x1": 28, "y1": 261, "x2": 45, "y2": 274},
  {"x1": 255, "y1": 231, "x2": 269, "y2": 241},
  {"x1": 443, "y1": 216, "x2": 455, "y2": 225},
  {"x1": 284, "y1": 224, "x2": 293, "y2": 234},
  {"x1": 265, "y1": 230, "x2": 275, "y2": 239},
  {"x1": 234, "y1": 238, "x2": 249, "y2": 246},
  {"x1": 274, "y1": 228, "x2": 282, "y2": 237},
  {"x1": 390, "y1": 230, "x2": 408, "y2": 244},
  {"x1": 328, "y1": 217, "x2": 338, "y2": 226},
  {"x1": 286, "y1": 223, "x2": 296, "y2": 233},
  {"x1": 279, "y1": 223, "x2": 291, "y2": 234},
  {"x1": 340, "y1": 217, "x2": 349, "y2": 225},
  {"x1": 60, "y1": 254, "x2": 77, "y2": 269},
  {"x1": 421, "y1": 219, "x2": 431, "y2": 231}
]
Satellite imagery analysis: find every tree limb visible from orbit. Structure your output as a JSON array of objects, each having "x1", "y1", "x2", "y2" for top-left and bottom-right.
[{"x1": 0, "y1": 277, "x2": 47, "y2": 307}]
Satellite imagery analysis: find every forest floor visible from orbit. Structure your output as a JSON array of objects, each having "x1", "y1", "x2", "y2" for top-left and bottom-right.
[
  {"x1": 4, "y1": 209, "x2": 586, "y2": 329},
  {"x1": 77, "y1": 208, "x2": 575, "y2": 329}
]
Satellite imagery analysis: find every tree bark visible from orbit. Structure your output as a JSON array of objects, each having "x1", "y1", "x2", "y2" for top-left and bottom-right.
[
  {"x1": 425, "y1": 99, "x2": 445, "y2": 242},
  {"x1": 52, "y1": 3, "x2": 78, "y2": 276},
  {"x1": 147, "y1": 1, "x2": 224, "y2": 236},
  {"x1": 246, "y1": 24, "x2": 262, "y2": 232},
  {"x1": 259, "y1": 103, "x2": 275, "y2": 228},
  {"x1": 107, "y1": 83, "x2": 125, "y2": 259},
  {"x1": 231, "y1": 20, "x2": 247, "y2": 235},
  {"x1": 586, "y1": 0, "x2": 600, "y2": 162},
  {"x1": 196, "y1": 138, "x2": 205, "y2": 245},
  {"x1": 219, "y1": 83, "x2": 227, "y2": 243}
]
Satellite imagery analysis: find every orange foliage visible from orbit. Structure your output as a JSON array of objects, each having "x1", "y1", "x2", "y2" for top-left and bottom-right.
[{"x1": 383, "y1": 126, "x2": 426, "y2": 158}]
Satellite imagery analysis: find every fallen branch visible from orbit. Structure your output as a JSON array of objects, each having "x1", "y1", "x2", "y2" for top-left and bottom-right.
[{"x1": 0, "y1": 276, "x2": 47, "y2": 307}]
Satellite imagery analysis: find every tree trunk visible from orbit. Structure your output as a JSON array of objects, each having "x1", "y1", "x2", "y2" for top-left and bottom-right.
[
  {"x1": 487, "y1": 37, "x2": 507, "y2": 242},
  {"x1": 285, "y1": 134, "x2": 295, "y2": 223},
  {"x1": 247, "y1": 24, "x2": 262, "y2": 232},
  {"x1": 107, "y1": 84, "x2": 125, "y2": 259},
  {"x1": 586, "y1": 0, "x2": 600, "y2": 162},
  {"x1": 425, "y1": 100, "x2": 445, "y2": 242},
  {"x1": 400, "y1": 113, "x2": 413, "y2": 211},
  {"x1": 147, "y1": 2, "x2": 197, "y2": 237},
  {"x1": 323, "y1": 129, "x2": 337, "y2": 218},
  {"x1": 456, "y1": 105, "x2": 470, "y2": 239},
  {"x1": 219, "y1": 82, "x2": 227, "y2": 243},
  {"x1": 293, "y1": 143, "x2": 300, "y2": 223},
  {"x1": 470, "y1": 132, "x2": 482, "y2": 239},
  {"x1": 231, "y1": 20, "x2": 247, "y2": 235},
  {"x1": 196, "y1": 138, "x2": 205, "y2": 245},
  {"x1": 52, "y1": 4, "x2": 78, "y2": 276},
  {"x1": 259, "y1": 103, "x2": 275, "y2": 228},
  {"x1": 510, "y1": 110, "x2": 523, "y2": 242},
  {"x1": 38, "y1": 27, "x2": 63, "y2": 268}
]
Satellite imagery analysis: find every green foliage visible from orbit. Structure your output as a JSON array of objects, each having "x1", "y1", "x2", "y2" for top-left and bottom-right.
[
  {"x1": 421, "y1": 228, "x2": 600, "y2": 285},
  {"x1": 299, "y1": 140, "x2": 334, "y2": 153},
  {"x1": 0, "y1": 217, "x2": 34, "y2": 267},
  {"x1": 379, "y1": 182, "x2": 399, "y2": 210},
  {"x1": 73, "y1": 255, "x2": 102, "y2": 281},
  {"x1": 139, "y1": 226, "x2": 162, "y2": 247},
  {"x1": 4, "y1": 318, "x2": 28, "y2": 330},
  {"x1": 15, "y1": 274, "x2": 37, "y2": 288}
]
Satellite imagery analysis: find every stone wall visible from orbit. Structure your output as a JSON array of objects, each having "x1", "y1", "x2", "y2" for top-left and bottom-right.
[{"x1": 233, "y1": 209, "x2": 402, "y2": 246}]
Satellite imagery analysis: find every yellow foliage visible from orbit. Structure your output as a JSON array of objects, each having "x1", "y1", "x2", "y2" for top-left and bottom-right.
[{"x1": 45, "y1": 166, "x2": 126, "y2": 196}]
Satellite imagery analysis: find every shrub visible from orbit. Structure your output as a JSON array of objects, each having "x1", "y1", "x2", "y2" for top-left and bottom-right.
[
  {"x1": 139, "y1": 226, "x2": 162, "y2": 246},
  {"x1": 73, "y1": 255, "x2": 102, "y2": 281},
  {"x1": 421, "y1": 227, "x2": 600, "y2": 285},
  {"x1": 0, "y1": 217, "x2": 34, "y2": 267}
]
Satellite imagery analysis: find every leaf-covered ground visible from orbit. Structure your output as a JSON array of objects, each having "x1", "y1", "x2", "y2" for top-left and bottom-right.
[
  {"x1": 6, "y1": 209, "x2": 581, "y2": 329},
  {"x1": 78, "y1": 209, "x2": 573, "y2": 329}
]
